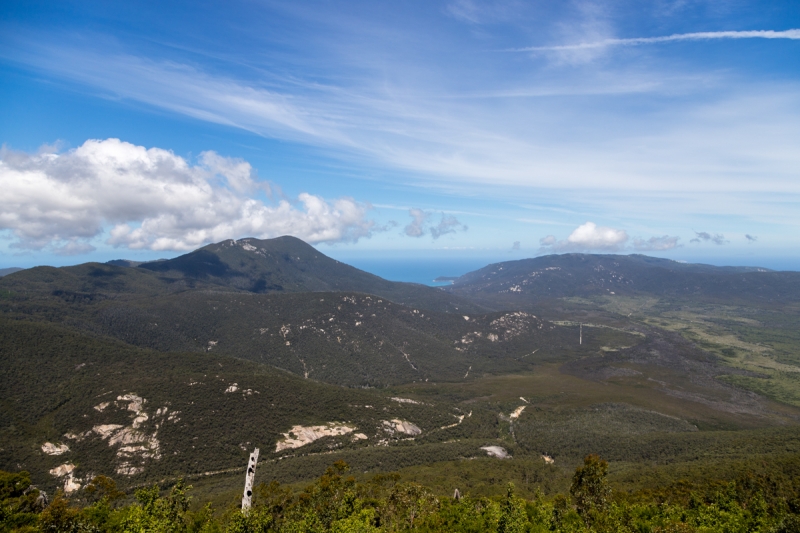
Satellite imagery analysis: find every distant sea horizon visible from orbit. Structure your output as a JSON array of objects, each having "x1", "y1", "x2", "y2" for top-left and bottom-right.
[
  {"x1": 336, "y1": 253, "x2": 800, "y2": 286},
  {"x1": 342, "y1": 257, "x2": 497, "y2": 286},
  {"x1": 2, "y1": 250, "x2": 798, "y2": 280}
]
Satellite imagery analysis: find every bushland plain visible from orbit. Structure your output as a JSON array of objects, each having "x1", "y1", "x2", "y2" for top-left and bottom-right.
[{"x1": 2, "y1": 237, "x2": 800, "y2": 532}]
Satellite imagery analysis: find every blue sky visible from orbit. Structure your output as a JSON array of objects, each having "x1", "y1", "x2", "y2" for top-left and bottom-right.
[{"x1": 1, "y1": 0, "x2": 799, "y2": 275}]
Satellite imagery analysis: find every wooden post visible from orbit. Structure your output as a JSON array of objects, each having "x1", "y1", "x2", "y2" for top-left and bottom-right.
[{"x1": 242, "y1": 448, "x2": 259, "y2": 511}]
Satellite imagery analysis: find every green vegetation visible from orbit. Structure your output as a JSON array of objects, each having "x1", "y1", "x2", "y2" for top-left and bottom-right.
[
  {"x1": 3, "y1": 241, "x2": 800, "y2": 532},
  {"x1": 5, "y1": 453, "x2": 800, "y2": 532}
]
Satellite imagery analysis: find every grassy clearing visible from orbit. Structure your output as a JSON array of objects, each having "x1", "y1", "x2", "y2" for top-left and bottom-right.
[
  {"x1": 567, "y1": 296, "x2": 800, "y2": 408},
  {"x1": 396, "y1": 364, "x2": 795, "y2": 430}
]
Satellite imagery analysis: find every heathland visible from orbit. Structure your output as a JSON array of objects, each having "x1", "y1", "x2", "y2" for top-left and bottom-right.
[{"x1": 2, "y1": 237, "x2": 800, "y2": 532}]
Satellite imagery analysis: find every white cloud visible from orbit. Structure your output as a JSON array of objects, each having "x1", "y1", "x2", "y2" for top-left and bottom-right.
[
  {"x1": 430, "y1": 215, "x2": 467, "y2": 239},
  {"x1": 403, "y1": 209, "x2": 467, "y2": 239},
  {"x1": 510, "y1": 29, "x2": 800, "y2": 53},
  {"x1": 404, "y1": 209, "x2": 429, "y2": 237},
  {"x1": 53, "y1": 240, "x2": 97, "y2": 256},
  {"x1": 690, "y1": 231, "x2": 728, "y2": 245},
  {"x1": 7, "y1": 39, "x2": 800, "y2": 204},
  {"x1": 632, "y1": 235, "x2": 680, "y2": 251},
  {"x1": 0, "y1": 139, "x2": 377, "y2": 252},
  {"x1": 540, "y1": 221, "x2": 628, "y2": 252},
  {"x1": 541, "y1": 222, "x2": 684, "y2": 253},
  {"x1": 445, "y1": 0, "x2": 521, "y2": 25}
]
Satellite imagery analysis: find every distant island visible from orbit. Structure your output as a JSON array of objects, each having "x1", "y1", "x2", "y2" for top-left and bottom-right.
[{"x1": 433, "y1": 276, "x2": 458, "y2": 283}]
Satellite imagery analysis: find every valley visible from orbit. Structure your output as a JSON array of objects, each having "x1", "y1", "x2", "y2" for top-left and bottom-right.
[{"x1": 2, "y1": 237, "x2": 800, "y2": 525}]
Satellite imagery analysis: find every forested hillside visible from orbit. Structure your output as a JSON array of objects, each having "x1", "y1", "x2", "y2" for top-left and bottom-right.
[{"x1": 2, "y1": 238, "x2": 800, "y2": 533}]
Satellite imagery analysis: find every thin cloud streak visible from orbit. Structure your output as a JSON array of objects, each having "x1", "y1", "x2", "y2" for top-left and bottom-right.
[{"x1": 510, "y1": 29, "x2": 800, "y2": 52}]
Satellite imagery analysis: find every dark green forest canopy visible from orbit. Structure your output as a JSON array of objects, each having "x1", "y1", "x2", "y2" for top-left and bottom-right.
[{"x1": 2, "y1": 238, "x2": 800, "y2": 533}]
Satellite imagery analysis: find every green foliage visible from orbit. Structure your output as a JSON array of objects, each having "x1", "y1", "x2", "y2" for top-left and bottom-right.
[
  {"x1": 5, "y1": 455, "x2": 800, "y2": 532},
  {"x1": 569, "y1": 455, "x2": 610, "y2": 519},
  {"x1": 119, "y1": 480, "x2": 209, "y2": 533},
  {"x1": 497, "y1": 484, "x2": 526, "y2": 533},
  {"x1": 38, "y1": 494, "x2": 99, "y2": 533},
  {"x1": 383, "y1": 482, "x2": 438, "y2": 530},
  {"x1": 0, "y1": 471, "x2": 42, "y2": 532}
]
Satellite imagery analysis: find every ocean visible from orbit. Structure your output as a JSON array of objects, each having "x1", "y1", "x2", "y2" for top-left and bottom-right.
[{"x1": 341, "y1": 257, "x2": 498, "y2": 286}]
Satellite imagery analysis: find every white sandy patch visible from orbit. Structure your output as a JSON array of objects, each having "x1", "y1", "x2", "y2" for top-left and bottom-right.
[
  {"x1": 382, "y1": 419, "x2": 422, "y2": 436},
  {"x1": 41, "y1": 442, "x2": 69, "y2": 455},
  {"x1": 390, "y1": 397, "x2": 421, "y2": 405},
  {"x1": 481, "y1": 446, "x2": 511, "y2": 459},
  {"x1": 510, "y1": 406, "x2": 526, "y2": 419},
  {"x1": 275, "y1": 423, "x2": 355, "y2": 452},
  {"x1": 93, "y1": 424, "x2": 125, "y2": 438},
  {"x1": 49, "y1": 463, "x2": 75, "y2": 477}
]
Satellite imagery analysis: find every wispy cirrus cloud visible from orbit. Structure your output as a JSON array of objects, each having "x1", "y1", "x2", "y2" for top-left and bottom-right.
[
  {"x1": 5, "y1": 37, "x2": 800, "y2": 203},
  {"x1": 3, "y1": 3, "x2": 800, "y2": 248},
  {"x1": 509, "y1": 29, "x2": 800, "y2": 52}
]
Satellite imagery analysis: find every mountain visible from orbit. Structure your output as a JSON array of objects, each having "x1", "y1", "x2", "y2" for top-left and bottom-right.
[
  {"x1": 86, "y1": 290, "x2": 640, "y2": 386},
  {"x1": 131, "y1": 236, "x2": 487, "y2": 313},
  {"x1": 0, "y1": 317, "x2": 490, "y2": 493},
  {"x1": 2, "y1": 237, "x2": 597, "y2": 387},
  {"x1": 3, "y1": 245, "x2": 800, "y2": 500},
  {"x1": 446, "y1": 253, "x2": 800, "y2": 309},
  {"x1": 0, "y1": 267, "x2": 23, "y2": 277},
  {"x1": 0, "y1": 274, "x2": 636, "y2": 387}
]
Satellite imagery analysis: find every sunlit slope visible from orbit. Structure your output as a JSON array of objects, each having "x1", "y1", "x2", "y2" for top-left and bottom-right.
[
  {"x1": 138, "y1": 236, "x2": 487, "y2": 313},
  {"x1": 95, "y1": 291, "x2": 644, "y2": 386},
  {"x1": 0, "y1": 318, "x2": 480, "y2": 492},
  {"x1": 445, "y1": 253, "x2": 800, "y2": 408},
  {"x1": 0, "y1": 236, "x2": 487, "y2": 315},
  {"x1": 1, "y1": 275, "x2": 640, "y2": 386},
  {"x1": 447, "y1": 253, "x2": 800, "y2": 308}
]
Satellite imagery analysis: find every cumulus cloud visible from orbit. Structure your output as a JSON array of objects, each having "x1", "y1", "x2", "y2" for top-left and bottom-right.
[
  {"x1": 404, "y1": 209, "x2": 429, "y2": 238},
  {"x1": 632, "y1": 235, "x2": 680, "y2": 251},
  {"x1": 0, "y1": 139, "x2": 377, "y2": 252},
  {"x1": 690, "y1": 231, "x2": 728, "y2": 245},
  {"x1": 403, "y1": 209, "x2": 466, "y2": 239},
  {"x1": 430, "y1": 215, "x2": 467, "y2": 239},
  {"x1": 745, "y1": 234, "x2": 758, "y2": 242},
  {"x1": 540, "y1": 221, "x2": 628, "y2": 252},
  {"x1": 54, "y1": 240, "x2": 97, "y2": 256}
]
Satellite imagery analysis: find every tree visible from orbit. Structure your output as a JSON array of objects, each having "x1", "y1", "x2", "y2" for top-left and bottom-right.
[
  {"x1": 498, "y1": 483, "x2": 527, "y2": 533},
  {"x1": 38, "y1": 494, "x2": 97, "y2": 533},
  {"x1": 384, "y1": 482, "x2": 439, "y2": 530},
  {"x1": 570, "y1": 454, "x2": 611, "y2": 524},
  {"x1": 121, "y1": 480, "x2": 194, "y2": 533}
]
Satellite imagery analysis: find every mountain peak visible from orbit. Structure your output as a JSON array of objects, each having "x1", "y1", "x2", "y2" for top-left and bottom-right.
[{"x1": 138, "y1": 236, "x2": 486, "y2": 313}]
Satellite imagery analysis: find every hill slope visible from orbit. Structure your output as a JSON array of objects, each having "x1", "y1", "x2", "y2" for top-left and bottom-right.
[
  {"x1": 0, "y1": 267, "x2": 23, "y2": 277},
  {"x1": 0, "y1": 317, "x2": 488, "y2": 492},
  {"x1": 446, "y1": 253, "x2": 800, "y2": 308},
  {"x1": 136, "y1": 236, "x2": 486, "y2": 313}
]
